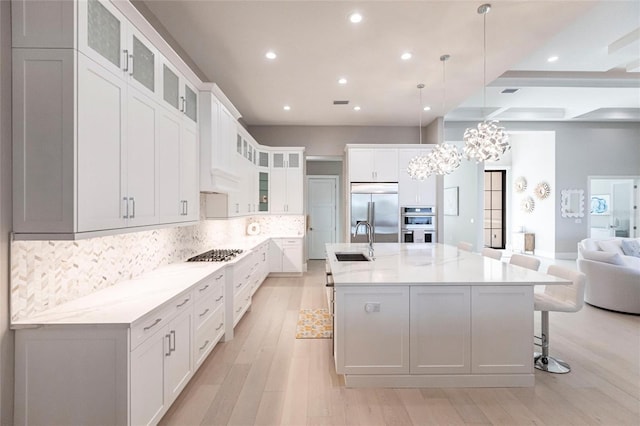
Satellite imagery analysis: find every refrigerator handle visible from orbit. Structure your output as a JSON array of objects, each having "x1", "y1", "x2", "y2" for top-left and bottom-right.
[{"x1": 370, "y1": 201, "x2": 376, "y2": 242}]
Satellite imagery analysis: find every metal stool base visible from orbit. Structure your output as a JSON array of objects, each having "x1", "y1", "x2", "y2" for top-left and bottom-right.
[{"x1": 534, "y1": 352, "x2": 571, "y2": 374}]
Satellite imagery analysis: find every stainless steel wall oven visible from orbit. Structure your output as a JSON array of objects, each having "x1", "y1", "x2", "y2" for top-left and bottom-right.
[{"x1": 401, "y1": 206, "x2": 436, "y2": 243}]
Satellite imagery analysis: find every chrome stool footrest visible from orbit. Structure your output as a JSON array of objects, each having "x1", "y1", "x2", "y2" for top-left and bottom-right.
[{"x1": 534, "y1": 351, "x2": 571, "y2": 374}]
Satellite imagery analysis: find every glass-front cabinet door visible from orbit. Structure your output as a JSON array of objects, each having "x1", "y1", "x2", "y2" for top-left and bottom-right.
[
  {"x1": 79, "y1": 0, "x2": 127, "y2": 76},
  {"x1": 259, "y1": 172, "x2": 269, "y2": 212},
  {"x1": 183, "y1": 83, "x2": 197, "y2": 123},
  {"x1": 259, "y1": 151, "x2": 269, "y2": 168},
  {"x1": 162, "y1": 64, "x2": 180, "y2": 110},
  {"x1": 129, "y1": 29, "x2": 156, "y2": 95}
]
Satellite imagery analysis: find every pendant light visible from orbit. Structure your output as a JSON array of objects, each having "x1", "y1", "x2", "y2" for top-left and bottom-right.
[
  {"x1": 407, "y1": 84, "x2": 433, "y2": 180},
  {"x1": 428, "y1": 54, "x2": 461, "y2": 175},
  {"x1": 463, "y1": 3, "x2": 510, "y2": 162}
]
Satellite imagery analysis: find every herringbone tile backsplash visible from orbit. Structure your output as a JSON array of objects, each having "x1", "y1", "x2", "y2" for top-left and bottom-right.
[{"x1": 11, "y1": 206, "x2": 305, "y2": 321}]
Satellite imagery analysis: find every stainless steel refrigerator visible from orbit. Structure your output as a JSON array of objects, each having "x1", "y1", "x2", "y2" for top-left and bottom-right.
[{"x1": 350, "y1": 183, "x2": 399, "y2": 243}]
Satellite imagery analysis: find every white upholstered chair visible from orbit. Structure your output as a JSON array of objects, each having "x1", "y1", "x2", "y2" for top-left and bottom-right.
[
  {"x1": 534, "y1": 265, "x2": 586, "y2": 373},
  {"x1": 481, "y1": 247, "x2": 502, "y2": 260},
  {"x1": 510, "y1": 253, "x2": 541, "y2": 271},
  {"x1": 457, "y1": 241, "x2": 473, "y2": 252}
]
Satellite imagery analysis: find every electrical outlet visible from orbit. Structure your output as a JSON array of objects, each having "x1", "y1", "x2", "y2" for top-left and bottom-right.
[{"x1": 364, "y1": 302, "x2": 380, "y2": 313}]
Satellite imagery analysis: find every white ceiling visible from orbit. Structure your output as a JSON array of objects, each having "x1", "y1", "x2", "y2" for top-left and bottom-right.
[{"x1": 139, "y1": 0, "x2": 640, "y2": 126}]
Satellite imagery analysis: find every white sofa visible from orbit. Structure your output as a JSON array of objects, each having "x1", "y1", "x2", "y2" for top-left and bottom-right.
[{"x1": 577, "y1": 238, "x2": 640, "y2": 314}]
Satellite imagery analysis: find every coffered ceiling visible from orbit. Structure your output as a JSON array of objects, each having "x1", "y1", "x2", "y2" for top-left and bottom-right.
[{"x1": 138, "y1": 0, "x2": 640, "y2": 126}]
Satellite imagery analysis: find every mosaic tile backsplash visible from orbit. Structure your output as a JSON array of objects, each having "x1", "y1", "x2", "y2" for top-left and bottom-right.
[{"x1": 11, "y1": 206, "x2": 305, "y2": 321}]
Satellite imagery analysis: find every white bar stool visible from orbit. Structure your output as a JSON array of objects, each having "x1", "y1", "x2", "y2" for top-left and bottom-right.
[
  {"x1": 534, "y1": 265, "x2": 586, "y2": 373},
  {"x1": 457, "y1": 241, "x2": 473, "y2": 252},
  {"x1": 481, "y1": 247, "x2": 502, "y2": 260},
  {"x1": 510, "y1": 253, "x2": 541, "y2": 271}
]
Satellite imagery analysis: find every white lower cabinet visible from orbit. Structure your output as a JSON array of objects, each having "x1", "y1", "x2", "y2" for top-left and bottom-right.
[
  {"x1": 334, "y1": 284, "x2": 534, "y2": 385},
  {"x1": 410, "y1": 286, "x2": 470, "y2": 374},
  {"x1": 269, "y1": 238, "x2": 303, "y2": 274}
]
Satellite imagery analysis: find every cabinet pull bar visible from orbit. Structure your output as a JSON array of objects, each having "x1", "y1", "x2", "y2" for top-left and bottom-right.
[
  {"x1": 236, "y1": 307, "x2": 243, "y2": 313},
  {"x1": 170, "y1": 330, "x2": 176, "y2": 352},
  {"x1": 215, "y1": 274, "x2": 224, "y2": 280},
  {"x1": 143, "y1": 318, "x2": 162, "y2": 331},
  {"x1": 130, "y1": 197, "x2": 135, "y2": 219},
  {"x1": 199, "y1": 308, "x2": 210, "y2": 318},
  {"x1": 180, "y1": 96, "x2": 186, "y2": 113},
  {"x1": 198, "y1": 284, "x2": 209, "y2": 292},
  {"x1": 165, "y1": 334, "x2": 171, "y2": 356},
  {"x1": 215, "y1": 322, "x2": 224, "y2": 331},
  {"x1": 176, "y1": 298, "x2": 190, "y2": 308},
  {"x1": 128, "y1": 54, "x2": 134, "y2": 76},
  {"x1": 123, "y1": 49, "x2": 129, "y2": 72},
  {"x1": 122, "y1": 197, "x2": 129, "y2": 219},
  {"x1": 215, "y1": 295, "x2": 223, "y2": 302},
  {"x1": 199, "y1": 340, "x2": 210, "y2": 351},
  {"x1": 236, "y1": 282, "x2": 242, "y2": 289}
]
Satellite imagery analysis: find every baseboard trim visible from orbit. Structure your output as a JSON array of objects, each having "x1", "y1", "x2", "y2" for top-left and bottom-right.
[{"x1": 343, "y1": 373, "x2": 535, "y2": 388}]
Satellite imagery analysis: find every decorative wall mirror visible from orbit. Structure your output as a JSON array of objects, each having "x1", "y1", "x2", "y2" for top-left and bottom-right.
[{"x1": 560, "y1": 189, "x2": 585, "y2": 218}]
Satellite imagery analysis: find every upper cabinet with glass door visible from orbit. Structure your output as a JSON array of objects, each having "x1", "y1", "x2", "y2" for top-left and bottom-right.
[
  {"x1": 161, "y1": 61, "x2": 198, "y2": 126},
  {"x1": 272, "y1": 152, "x2": 301, "y2": 169},
  {"x1": 78, "y1": 0, "x2": 158, "y2": 97}
]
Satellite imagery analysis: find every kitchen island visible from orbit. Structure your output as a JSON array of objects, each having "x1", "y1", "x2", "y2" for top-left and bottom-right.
[{"x1": 326, "y1": 243, "x2": 569, "y2": 388}]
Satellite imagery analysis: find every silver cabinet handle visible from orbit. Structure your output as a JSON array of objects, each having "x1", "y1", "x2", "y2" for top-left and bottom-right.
[
  {"x1": 215, "y1": 274, "x2": 224, "y2": 281},
  {"x1": 215, "y1": 322, "x2": 224, "y2": 331},
  {"x1": 199, "y1": 340, "x2": 210, "y2": 351},
  {"x1": 129, "y1": 53, "x2": 134, "y2": 76},
  {"x1": 129, "y1": 197, "x2": 135, "y2": 219},
  {"x1": 165, "y1": 334, "x2": 171, "y2": 356},
  {"x1": 123, "y1": 197, "x2": 129, "y2": 219},
  {"x1": 169, "y1": 330, "x2": 176, "y2": 352},
  {"x1": 235, "y1": 282, "x2": 243, "y2": 289},
  {"x1": 236, "y1": 306, "x2": 243, "y2": 313},
  {"x1": 176, "y1": 298, "x2": 190, "y2": 308},
  {"x1": 185, "y1": 200, "x2": 188, "y2": 215},
  {"x1": 180, "y1": 96, "x2": 186, "y2": 113},
  {"x1": 215, "y1": 295, "x2": 223, "y2": 302},
  {"x1": 199, "y1": 308, "x2": 210, "y2": 318},
  {"x1": 123, "y1": 49, "x2": 129, "y2": 72},
  {"x1": 143, "y1": 318, "x2": 161, "y2": 331},
  {"x1": 198, "y1": 284, "x2": 210, "y2": 292}
]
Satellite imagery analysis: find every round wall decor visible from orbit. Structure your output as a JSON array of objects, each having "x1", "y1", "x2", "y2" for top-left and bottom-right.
[
  {"x1": 534, "y1": 182, "x2": 551, "y2": 200},
  {"x1": 514, "y1": 176, "x2": 527, "y2": 193},
  {"x1": 521, "y1": 196, "x2": 535, "y2": 213}
]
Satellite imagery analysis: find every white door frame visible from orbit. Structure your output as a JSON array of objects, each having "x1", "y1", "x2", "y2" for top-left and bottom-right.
[{"x1": 306, "y1": 175, "x2": 339, "y2": 259}]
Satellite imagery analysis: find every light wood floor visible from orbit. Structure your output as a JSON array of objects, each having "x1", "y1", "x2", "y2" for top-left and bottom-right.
[{"x1": 160, "y1": 260, "x2": 640, "y2": 426}]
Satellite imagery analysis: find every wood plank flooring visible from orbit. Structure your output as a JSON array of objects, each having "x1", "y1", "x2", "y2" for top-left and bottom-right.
[{"x1": 160, "y1": 260, "x2": 640, "y2": 426}]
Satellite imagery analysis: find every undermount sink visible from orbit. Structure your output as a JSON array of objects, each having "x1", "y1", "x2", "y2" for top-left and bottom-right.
[{"x1": 335, "y1": 252, "x2": 371, "y2": 262}]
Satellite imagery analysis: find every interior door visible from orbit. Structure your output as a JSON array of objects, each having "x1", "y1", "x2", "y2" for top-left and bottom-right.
[{"x1": 308, "y1": 177, "x2": 337, "y2": 259}]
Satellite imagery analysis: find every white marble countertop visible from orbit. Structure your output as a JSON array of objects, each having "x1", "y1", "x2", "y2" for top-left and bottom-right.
[
  {"x1": 326, "y1": 243, "x2": 569, "y2": 286},
  {"x1": 11, "y1": 235, "x2": 302, "y2": 329}
]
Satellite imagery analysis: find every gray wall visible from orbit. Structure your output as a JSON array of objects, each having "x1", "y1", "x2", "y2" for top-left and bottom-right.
[
  {"x1": 446, "y1": 121, "x2": 640, "y2": 256},
  {"x1": 0, "y1": 0, "x2": 13, "y2": 422}
]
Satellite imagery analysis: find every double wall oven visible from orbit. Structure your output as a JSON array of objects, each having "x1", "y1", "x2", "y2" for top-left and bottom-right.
[{"x1": 401, "y1": 206, "x2": 436, "y2": 243}]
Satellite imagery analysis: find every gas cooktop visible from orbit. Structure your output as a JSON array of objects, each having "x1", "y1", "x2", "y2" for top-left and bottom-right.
[{"x1": 187, "y1": 248, "x2": 243, "y2": 262}]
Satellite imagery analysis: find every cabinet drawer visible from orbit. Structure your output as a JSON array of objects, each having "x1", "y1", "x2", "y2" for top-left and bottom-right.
[
  {"x1": 233, "y1": 285, "x2": 252, "y2": 326},
  {"x1": 195, "y1": 307, "x2": 224, "y2": 367},
  {"x1": 194, "y1": 269, "x2": 225, "y2": 300},
  {"x1": 130, "y1": 304, "x2": 173, "y2": 351},
  {"x1": 194, "y1": 288, "x2": 223, "y2": 331}
]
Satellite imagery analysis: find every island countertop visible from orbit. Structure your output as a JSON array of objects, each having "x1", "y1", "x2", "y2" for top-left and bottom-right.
[{"x1": 326, "y1": 243, "x2": 568, "y2": 286}]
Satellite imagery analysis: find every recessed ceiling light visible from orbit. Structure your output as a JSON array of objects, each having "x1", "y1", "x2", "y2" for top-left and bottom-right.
[
  {"x1": 338, "y1": 77, "x2": 348, "y2": 85},
  {"x1": 265, "y1": 51, "x2": 277, "y2": 60},
  {"x1": 353, "y1": 106, "x2": 361, "y2": 111},
  {"x1": 401, "y1": 52, "x2": 412, "y2": 61},
  {"x1": 283, "y1": 105, "x2": 291, "y2": 111},
  {"x1": 349, "y1": 12, "x2": 362, "y2": 23},
  {"x1": 423, "y1": 106, "x2": 431, "y2": 111},
  {"x1": 547, "y1": 55, "x2": 559, "y2": 63}
]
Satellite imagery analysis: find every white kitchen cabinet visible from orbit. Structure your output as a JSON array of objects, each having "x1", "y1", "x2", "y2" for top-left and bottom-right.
[
  {"x1": 410, "y1": 286, "x2": 470, "y2": 374},
  {"x1": 348, "y1": 148, "x2": 399, "y2": 182},
  {"x1": 269, "y1": 238, "x2": 303, "y2": 274},
  {"x1": 161, "y1": 61, "x2": 198, "y2": 127},
  {"x1": 471, "y1": 285, "x2": 533, "y2": 374},
  {"x1": 12, "y1": 0, "x2": 200, "y2": 238},
  {"x1": 158, "y1": 104, "x2": 198, "y2": 223},
  {"x1": 270, "y1": 150, "x2": 304, "y2": 214},
  {"x1": 335, "y1": 286, "x2": 410, "y2": 375},
  {"x1": 398, "y1": 148, "x2": 437, "y2": 206},
  {"x1": 199, "y1": 86, "x2": 241, "y2": 193}
]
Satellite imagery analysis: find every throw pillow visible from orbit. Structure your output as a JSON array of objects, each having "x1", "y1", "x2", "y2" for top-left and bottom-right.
[
  {"x1": 598, "y1": 240, "x2": 624, "y2": 255},
  {"x1": 581, "y1": 249, "x2": 626, "y2": 266},
  {"x1": 621, "y1": 239, "x2": 640, "y2": 258},
  {"x1": 582, "y1": 239, "x2": 599, "y2": 251}
]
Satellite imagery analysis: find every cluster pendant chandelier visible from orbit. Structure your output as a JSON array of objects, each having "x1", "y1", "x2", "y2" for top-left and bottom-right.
[{"x1": 463, "y1": 3, "x2": 510, "y2": 162}]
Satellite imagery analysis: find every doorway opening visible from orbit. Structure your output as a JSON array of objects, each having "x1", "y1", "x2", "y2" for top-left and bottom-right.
[
  {"x1": 484, "y1": 170, "x2": 506, "y2": 249},
  {"x1": 589, "y1": 177, "x2": 639, "y2": 239}
]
